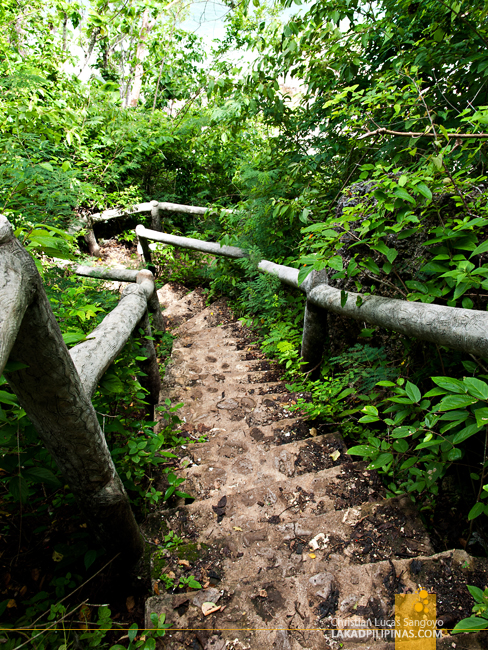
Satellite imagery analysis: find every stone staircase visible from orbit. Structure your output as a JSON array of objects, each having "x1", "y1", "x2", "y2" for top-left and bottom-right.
[{"x1": 144, "y1": 283, "x2": 488, "y2": 650}]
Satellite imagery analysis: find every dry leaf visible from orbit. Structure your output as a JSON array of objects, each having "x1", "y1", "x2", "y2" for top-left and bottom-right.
[
  {"x1": 178, "y1": 559, "x2": 190, "y2": 567},
  {"x1": 258, "y1": 589, "x2": 267, "y2": 598},
  {"x1": 7, "y1": 599, "x2": 16, "y2": 608},
  {"x1": 309, "y1": 553, "x2": 316, "y2": 559},
  {"x1": 329, "y1": 449, "x2": 341, "y2": 461},
  {"x1": 52, "y1": 551, "x2": 63, "y2": 562},
  {"x1": 310, "y1": 427, "x2": 317, "y2": 437},
  {"x1": 167, "y1": 571, "x2": 176, "y2": 579},
  {"x1": 126, "y1": 596, "x2": 135, "y2": 612},
  {"x1": 202, "y1": 602, "x2": 220, "y2": 616},
  {"x1": 19, "y1": 586, "x2": 27, "y2": 597},
  {"x1": 153, "y1": 582, "x2": 160, "y2": 595},
  {"x1": 233, "y1": 526, "x2": 242, "y2": 531}
]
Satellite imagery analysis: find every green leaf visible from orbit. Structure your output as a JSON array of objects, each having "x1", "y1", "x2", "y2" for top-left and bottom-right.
[
  {"x1": 23, "y1": 468, "x2": 61, "y2": 488},
  {"x1": 452, "y1": 616, "x2": 488, "y2": 633},
  {"x1": 392, "y1": 187, "x2": 416, "y2": 204},
  {"x1": 368, "y1": 453, "x2": 393, "y2": 469},
  {"x1": 346, "y1": 445, "x2": 377, "y2": 456},
  {"x1": 405, "y1": 381, "x2": 421, "y2": 403},
  {"x1": 475, "y1": 407, "x2": 488, "y2": 428},
  {"x1": 464, "y1": 377, "x2": 488, "y2": 400},
  {"x1": 470, "y1": 240, "x2": 488, "y2": 257},
  {"x1": 297, "y1": 266, "x2": 313, "y2": 286},
  {"x1": 84, "y1": 549, "x2": 97, "y2": 570},
  {"x1": 467, "y1": 585, "x2": 485, "y2": 603},
  {"x1": 447, "y1": 447, "x2": 462, "y2": 461},
  {"x1": 39, "y1": 162, "x2": 54, "y2": 172},
  {"x1": 437, "y1": 394, "x2": 478, "y2": 411},
  {"x1": 415, "y1": 183, "x2": 432, "y2": 201},
  {"x1": 468, "y1": 502, "x2": 485, "y2": 520},
  {"x1": 392, "y1": 426, "x2": 416, "y2": 438},
  {"x1": 128, "y1": 623, "x2": 138, "y2": 643},
  {"x1": 453, "y1": 423, "x2": 484, "y2": 444},
  {"x1": 9, "y1": 476, "x2": 29, "y2": 503},
  {"x1": 0, "y1": 390, "x2": 18, "y2": 405},
  {"x1": 393, "y1": 439, "x2": 409, "y2": 453},
  {"x1": 431, "y1": 376, "x2": 467, "y2": 394}
]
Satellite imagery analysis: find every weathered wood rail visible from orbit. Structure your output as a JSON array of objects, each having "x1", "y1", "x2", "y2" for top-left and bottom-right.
[
  {"x1": 136, "y1": 223, "x2": 488, "y2": 369},
  {"x1": 0, "y1": 215, "x2": 165, "y2": 566},
  {"x1": 81, "y1": 200, "x2": 228, "y2": 257}
]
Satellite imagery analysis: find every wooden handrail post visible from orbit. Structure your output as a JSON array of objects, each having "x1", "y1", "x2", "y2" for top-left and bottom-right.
[
  {"x1": 150, "y1": 200, "x2": 161, "y2": 232},
  {"x1": 138, "y1": 231, "x2": 153, "y2": 266},
  {"x1": 136, "y1": 270, "x2": 165, "y2": 334},
  {"x1": 301, "y1": 270, "x2": 328, "y2": 377},
  {"x1": 134, "y1": 311, "x2": 161, "y2": 420},
  {"x1": 84, "y1": 216, "x2": 101, "y2": 257},
  {"x1": 0, "y1": 216, "x2": 144, "y2": 566}
]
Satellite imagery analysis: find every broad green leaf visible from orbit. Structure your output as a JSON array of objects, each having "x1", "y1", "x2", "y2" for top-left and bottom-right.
[
  {"x1": 467, "y1": 585, "x2": 485, "y2": 602},
  {"x1": 475, "y1": 407, "x2": 488, "y2": 428},
  {"x1": 464, "y1": 377, "x2": 488, "y2": 400},
  {"x1": 416, "y1": 183, "x2": 432, "y2": 201},
  {"x1": 368, "y1": 453, "x2": 393, "y2": 469},
  {"x1": 452, "y1": 616, "x2": 488, "y2": 633},
  {"x1": 0, "y1": 390, "x2": 18, "y2": 405},
  {"x1": 23, "y1": 468, "x2": 61, "y2": 487},
  {"x1": 346, "y1": 445, "x2": 377, "y2": 456},
  {"x1": 468, "y1": 502, "x2": 485, "y2": 520},
  {"x1": 431, "y1": 376, "x2": 467, "y2": 394},
  {"x1": 405, "y1": 381, "x2": 421, "y2": 403},
  {"x1": 437, "y1": 394, "x2": 477, "y2": 411}
]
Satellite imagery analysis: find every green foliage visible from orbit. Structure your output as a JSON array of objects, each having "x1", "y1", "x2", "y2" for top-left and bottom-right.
[
  {"x1": 347, "y1": 374, "x2": 488, "y2": 512},
  {"x1": 452, "y1": 586, "x2": 488, "y2": 634}
]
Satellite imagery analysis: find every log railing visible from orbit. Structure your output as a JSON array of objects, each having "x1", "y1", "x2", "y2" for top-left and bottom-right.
[
  {"x1": 81, "y1": 200, "x2": 226, "y2": 257},
  {"x1": 136, "y1": 223, "x2": 488, "y2": 370},
  {"x1": 0, "y1": 216, "x2": 166, "y2": 566}
]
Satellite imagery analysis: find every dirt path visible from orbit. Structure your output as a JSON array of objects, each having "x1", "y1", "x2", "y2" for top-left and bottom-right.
[{"x1": 144, "y1": 284, "x2": 488, "y2": 650}]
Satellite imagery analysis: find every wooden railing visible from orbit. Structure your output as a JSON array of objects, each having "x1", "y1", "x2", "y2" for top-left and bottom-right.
[
  {"x1": 0, "y1": 215, "x2": 165, "y2": 566},
  {"x1": 136, "y1": 223, "x2": 488, "y2": 370},
  {"x1": 80, "y1": 200, "x2": 227, "y2": 257}
]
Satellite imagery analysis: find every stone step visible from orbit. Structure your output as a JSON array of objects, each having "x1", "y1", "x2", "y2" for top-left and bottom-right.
[
  {"x1": 179, "y1": 493, "x2": 433, "y2": 568},
  {"x1": 180, "y1": 459, "x2": 385, "y2": 524},
  {"x1": 177, "y1": 432, "x2": 346, "y2": 500},
  {"x1": 156, "y1": 282, "x2": 189, "y2": 308},
  {"x1": 146, "y1": 549, "x2": 485, "y2": 649},
  {"x1": 160, "y1": 288, "x2": 207, "y2": 329},
  {"x1": 174, "y1": 302, "x2": 240, "y2": 335},
  {"x1": 161, "y1": 388, "x2": 307, "y2": 432}
]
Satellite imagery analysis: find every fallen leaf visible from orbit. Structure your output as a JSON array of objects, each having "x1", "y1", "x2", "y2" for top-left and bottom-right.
[
  {"x1": 126, "y1": 596, "x2": 135, "y2": 612},
  {"x1": 309, "y1": 553, "x2": 316, "y2": 559},
  {"x1": 178, "y1": 559, "x2": 190, "y2": 567},
  {"x1": 329, "y1": 449, "x2": 341, "y2": 461},
  {"x1": 258, "y1": 589, "x2": 267, "y2": 598},
  {"x1": 153, "y1": 538, "x2": 159, "y2": 544},
  {"x1": 167, "y1": 571, "x2": 176, "y2": 579},
  {"x1": 202, "y1": 602, "x2": 220, "y2": 616},
  {"x1": 52, "y1": 551, "x2": 63, "y2": 562},
  {"x1": 233, "y1": 526, "x2": 242, "y2": 531},
  {"x1": 153, "y1": 582, "x2": 160, "y2": 595},
  {"x1": 19, "y1": 586, "x2": 27, "y2": 597},
  {"x1": 7, "y1": 599, "x2": 16, "y2": 608},
  {"x1": 310, "y1": 427, "x2": 317, "y2": 437}
]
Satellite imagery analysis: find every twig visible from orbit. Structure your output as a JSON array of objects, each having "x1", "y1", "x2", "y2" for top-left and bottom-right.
[
  {"x1": 13, "y1": 600, "x2": 89, "y2": 650},
  {"x1": 469, "y1": 354, "x2": 488, "y2": 374},
  {"x1": 24, "y1": 553, "x2": 121, "y2": 629},
  {"x1": 358, "y1": 127, "x2": 488, "y2": 140},
  {"x1": 363, "y1": 273, "x2": 408, "y2": 298}
]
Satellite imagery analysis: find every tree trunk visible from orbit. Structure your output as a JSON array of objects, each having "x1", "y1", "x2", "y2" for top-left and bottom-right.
[
  {"x1": 129, "y1": 8, "x2": 150, "y2": 108},
  {"x1": 0, "y1": 216, "x2": 143, "y2": 565}
]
